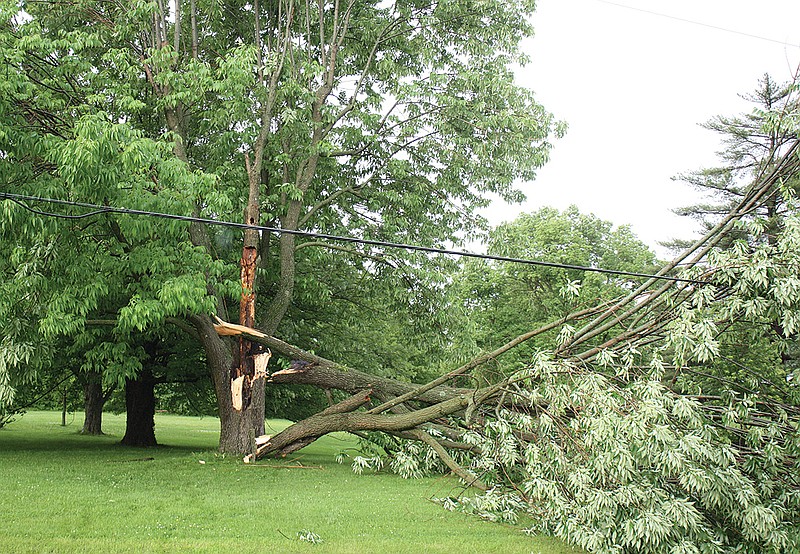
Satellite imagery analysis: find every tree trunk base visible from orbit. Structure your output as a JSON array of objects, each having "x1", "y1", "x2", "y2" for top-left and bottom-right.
[{"x1": 121, "y1": 370, "x2": 157, "y2": 447}]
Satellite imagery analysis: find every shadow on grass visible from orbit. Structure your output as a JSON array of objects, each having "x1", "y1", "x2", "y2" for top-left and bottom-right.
[
  {"x1": 0, "y1": 428, "x2": 214, "y2": 457},
  {"x1": 0, "y1": 438, "x2": 222, "y2": 456},
  {"x1": 0, "y1": 411, "x2": 362, "y2": 473}
]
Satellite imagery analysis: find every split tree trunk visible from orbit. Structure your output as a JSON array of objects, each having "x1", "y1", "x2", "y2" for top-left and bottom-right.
[
  {"x1": 219, "y1": 148, "x2": 267, "y2": 449},
  {"x1": 121, "y1": 368, "x2": 157, "y2": 447},
  {"x1": 232, "y1": 182, "x2": 259, "y2": 412},
  {"x1": 192, "y1": 314, "x2": 266, "y2": 452}
]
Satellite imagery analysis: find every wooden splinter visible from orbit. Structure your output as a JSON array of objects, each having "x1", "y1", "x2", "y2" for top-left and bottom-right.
[{"x1": 212, "y1": 315, "x2": 267, "y2": 338}]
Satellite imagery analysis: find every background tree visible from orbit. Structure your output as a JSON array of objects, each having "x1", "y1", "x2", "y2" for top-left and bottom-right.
[
  {"x1": 669, "y1": 73, "x2": 799, "y2": 248},
  {"x1": 449, "y1": 206, "x2": 658, "y2": 375}
]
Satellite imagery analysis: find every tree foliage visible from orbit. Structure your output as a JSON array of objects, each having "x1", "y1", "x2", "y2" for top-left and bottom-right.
[
  {"x1": 668, "y1": 75, "x2": 800, "y2": 398},
  {"x1": 450, "y1": 206, "x2": 658, "y2": 372},
  {"x1": 0, "y1": 0, "x2": 560, "y2": 450}
]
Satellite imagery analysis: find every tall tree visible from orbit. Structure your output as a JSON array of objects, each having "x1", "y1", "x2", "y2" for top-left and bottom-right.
[
  {"x1": 670, "y1": 75, "x2": 800, "y2": 394},
  {"x1": 0, "y1": 0, "x2": 561, "y2": 452},
  {"x1": 669, "y1": 74, "x2": 799, "y2": 247}
]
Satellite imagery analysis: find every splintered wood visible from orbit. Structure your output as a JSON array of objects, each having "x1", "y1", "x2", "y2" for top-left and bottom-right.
[
  {"x1": 254, "y1": 350, "x2": 271, "y2": 379},
  {"x1": 214, "y1": 317, "x2": 272, "y2": 411},
  {"x1": 212, "y1": 316, "x2": 267, "y2": 338},
  {"x1": 243, "y1": 435, "x2": 272, "y2": 464},
  {"x1": 229, "y1": 352, "x2": 271, "y2": 411},
  {"x1": 231, "y1": 375, "x2": 246, "y2": 411}
]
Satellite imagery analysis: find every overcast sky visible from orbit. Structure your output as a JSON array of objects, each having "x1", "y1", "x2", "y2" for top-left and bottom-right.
[{"x1": 485, "y1": 0, "x2": 800, "y2": 257}]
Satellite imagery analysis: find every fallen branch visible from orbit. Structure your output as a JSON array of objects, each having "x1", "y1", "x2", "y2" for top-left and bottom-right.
[
  {"x1": 408, "y1": 428, "x2": 488, "y2": 491},
  {"x1": 244, "y1": 389, "x2": 374, "y2": 462}
]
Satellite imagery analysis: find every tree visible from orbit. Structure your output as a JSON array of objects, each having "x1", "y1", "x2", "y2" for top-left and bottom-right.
[
  {"x1": 669, "y1": 74, "x2": 800, "y2": 248},
  {"x1": 670, "y1": 74, "x2": 800, "y2": 398},
  {"x1": 449, "y1": 206, "x2": 658, "y2": 374},
  {"x1": 0, "y1": 0, "x2": 561, "y2": 452}
]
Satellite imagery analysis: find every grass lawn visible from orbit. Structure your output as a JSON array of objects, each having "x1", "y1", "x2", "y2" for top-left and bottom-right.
[{"x1": 0, "y1": 411, "x2": 583, "y2": 554}]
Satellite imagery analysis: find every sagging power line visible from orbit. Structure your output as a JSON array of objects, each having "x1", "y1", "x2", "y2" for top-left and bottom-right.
[{"x1": 0, "y1": 191, "x2": 708, "y2": 285}]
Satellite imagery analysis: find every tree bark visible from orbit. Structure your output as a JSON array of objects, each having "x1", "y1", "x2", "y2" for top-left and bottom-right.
[
  {"x1": 233, "y1": 154, "x2": 262, "y2": 412},
  {"x1": 121, "y1": 368, "x2": 157, "y2": 447},
  {"x1": 254, "y1": 393, "x2": 472, "y2": 459},
  {"x1": 261, "y1": 203, "x2": 301, "y2": 335},
  {"x1": 61, "y1": 386, "x2": 68, "y2": 426},
  {"x1": 268, "y1": 358, "x2": 470, "y2": 406},
  {"x1": 81, "y1": 378, "x2": 105, "y2": 435},
  {"x1": 192, "y1": 314, "x2": 266, "y2": 452},
  {"x1": 246, "y1": 390, "x2": 373, "y2": 460}
]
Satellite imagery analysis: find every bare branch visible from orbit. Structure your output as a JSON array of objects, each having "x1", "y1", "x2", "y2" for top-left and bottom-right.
[
  {"x1": 173, "y1": 0, "x2": 181, "y2": 53},
  {"x1": 189, "y1": 0, "x2": 198, "y2": 58}
]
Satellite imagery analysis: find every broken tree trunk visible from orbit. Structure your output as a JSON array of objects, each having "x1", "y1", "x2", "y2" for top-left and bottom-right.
[
  {"x1": 233, "y1": 155, "x2": 261, "y2": 413},
  {"x1": 192, "y1": 314, "x2": 266, "y2": 453}
]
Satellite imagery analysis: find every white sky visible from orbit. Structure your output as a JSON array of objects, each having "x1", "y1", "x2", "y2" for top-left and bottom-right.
[{"x1": 485, "y1": 0, "x2": 800, "y2": 258}]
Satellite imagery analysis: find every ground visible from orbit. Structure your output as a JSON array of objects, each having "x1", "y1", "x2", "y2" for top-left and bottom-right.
[{"x1": 0, "y1": 411, "x2": 584, "y2": 554}]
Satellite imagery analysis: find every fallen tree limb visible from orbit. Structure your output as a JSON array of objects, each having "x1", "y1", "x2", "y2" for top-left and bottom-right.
[
  {"x1": 252, "y1": 394, "x2": 471, "y2": 459},
  {"x1": 253, "y1": 372, "x2": 521, "y2": 462},
  {"x1": 208, "y1": 318, "x2": 471, "y2": 404},
  {"x1": 244, "y1": 464, "x2": 324, "y2": 469},
  {"x1": 245, "y1": 389, "x2": 375, "y2": 461},
  {"x1": 211, "y1": 308, "x2": 588, "y2": 414}
]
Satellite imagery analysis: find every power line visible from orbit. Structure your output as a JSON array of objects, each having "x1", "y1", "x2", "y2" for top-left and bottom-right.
[
  {"x1": 0, "y1": 191, "x2": 708, "y2": 284},
  {"x1": 595, "y1": 0, "x2": 800, "y2": 49}
]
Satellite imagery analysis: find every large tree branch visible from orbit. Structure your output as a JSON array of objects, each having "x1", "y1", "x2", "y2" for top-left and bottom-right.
[
  {"x1": 244, "y1": 388, "x2": 373, "y2": 461},
  {"x1": 254, "y1": 393, "x2": 471, "y2": 459}
]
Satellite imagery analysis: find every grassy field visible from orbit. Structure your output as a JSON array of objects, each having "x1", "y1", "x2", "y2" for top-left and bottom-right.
[{"x1": 0, "y1": 411, "x2": 583, "y2": 554}]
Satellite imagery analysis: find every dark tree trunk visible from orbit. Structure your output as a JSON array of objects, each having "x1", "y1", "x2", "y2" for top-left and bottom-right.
[
  {"x1": 81, "y1": 379, "x2": 105, "y2": 435},
  {"x1": 61, "y1": 387, "x2": 68, "y2": 426},
  {"x1": 121, "y1": 368, "x2": 157, "y2": 447}
]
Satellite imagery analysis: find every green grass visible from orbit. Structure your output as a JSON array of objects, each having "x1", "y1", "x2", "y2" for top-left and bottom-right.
[{"x1": 0, "y1": 411, "x2": 583, "y2": 554}]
